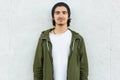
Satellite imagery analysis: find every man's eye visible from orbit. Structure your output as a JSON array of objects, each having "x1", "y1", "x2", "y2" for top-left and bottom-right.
[
  {"x1": 55, "y1": 11, "x2": 68, "y2": 15},
  {"x1": 63, "y1": 11, "x2": 67, "y2": 14},
  {"x1": 55, "y1": 11, "x2": 60, "y2": 14}
]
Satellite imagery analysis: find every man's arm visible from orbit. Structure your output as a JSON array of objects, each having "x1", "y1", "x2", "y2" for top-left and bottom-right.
[
  {"x1": 79, "y1": 38, "x2": 89, "y2": 80},
  {"x1": 33, "y1": 35, "x2": 43, "y2": 80}
]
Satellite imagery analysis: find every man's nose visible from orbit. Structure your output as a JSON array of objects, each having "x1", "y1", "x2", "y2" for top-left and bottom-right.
[{"x1": 59, "y1": 12, "x2": 64, "y2": 16}]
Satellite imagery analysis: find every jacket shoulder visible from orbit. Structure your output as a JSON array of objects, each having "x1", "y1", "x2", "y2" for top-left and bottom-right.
[
  {"x1": 41, "y1": 28, "x2": 52, "y2": 35},
  {"x1": 39, "y1": 28, "x2": 52, "y2": 40},
  {"x1": 70, "y1": 29, "x2": 84, "y2": 40}
]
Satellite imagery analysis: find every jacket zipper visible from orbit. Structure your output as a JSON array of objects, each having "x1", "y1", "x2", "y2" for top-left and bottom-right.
[
  {"x1": 46, "y1": 40, "x2": 55, "y2": 80},
  {"x1": 67, "y1": 38, "x2": 76, "y2": 80}
]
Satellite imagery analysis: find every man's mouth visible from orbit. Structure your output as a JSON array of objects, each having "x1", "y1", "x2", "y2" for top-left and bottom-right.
[
  {"x1": 58, "y1": 18, "x2": 64, "y2": 21},
  {"x1": 58, "y1": 18, "x2": 64, "y2": 20}
]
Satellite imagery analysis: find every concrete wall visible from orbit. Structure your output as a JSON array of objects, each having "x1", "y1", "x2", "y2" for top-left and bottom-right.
[{"x1": 0, "y1": 0, "x2": 120, "y2": 80}]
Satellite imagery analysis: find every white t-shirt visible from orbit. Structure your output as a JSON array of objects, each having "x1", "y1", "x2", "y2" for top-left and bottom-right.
[{"x1": 49, "y1": 29, "x2": 72, "y2": 80}]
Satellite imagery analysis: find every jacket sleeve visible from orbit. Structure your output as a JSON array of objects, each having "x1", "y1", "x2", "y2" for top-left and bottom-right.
[
  {"x1": 79, "y1": 37, "x2": 89, "y2": 80},
  {"x1": 33, "y1": 34, "x2": 43, "y2": 80}
]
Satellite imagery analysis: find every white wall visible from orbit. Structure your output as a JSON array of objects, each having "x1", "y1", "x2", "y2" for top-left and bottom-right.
[{"x1": 0, "y1": 0, "x2": 120, "y2": 80}]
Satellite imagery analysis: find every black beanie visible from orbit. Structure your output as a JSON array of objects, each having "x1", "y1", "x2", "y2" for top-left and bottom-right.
[{"x1": 51, "y1": 2, "x2": 71, "y2": 18}]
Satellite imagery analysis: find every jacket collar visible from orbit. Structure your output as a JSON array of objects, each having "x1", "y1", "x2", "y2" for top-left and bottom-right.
[{"x1": 41, "y1": 28, "x2": 81, "y2": 41}]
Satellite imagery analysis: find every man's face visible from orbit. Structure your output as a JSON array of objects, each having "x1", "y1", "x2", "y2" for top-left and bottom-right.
[{"x1": 54, "y1": 6, "x2": 69, "y2": 26}]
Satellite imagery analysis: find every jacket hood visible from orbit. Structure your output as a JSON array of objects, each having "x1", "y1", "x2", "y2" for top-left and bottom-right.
[{"x1": 40, "y1": 28, "x2": 83, "y2": 41}]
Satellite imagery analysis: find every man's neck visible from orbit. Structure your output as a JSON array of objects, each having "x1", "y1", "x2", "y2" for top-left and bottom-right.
[{"x1": 54, "y1": 24, "x2": 68, "y2": 34}]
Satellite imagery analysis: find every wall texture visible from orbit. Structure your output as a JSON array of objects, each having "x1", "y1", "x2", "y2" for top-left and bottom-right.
[{"x1": 0, "y1": 0, "x2": 120, "y2": 80}]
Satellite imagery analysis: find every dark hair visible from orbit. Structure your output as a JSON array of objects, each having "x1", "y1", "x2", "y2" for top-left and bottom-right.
[{"x1": 51, "y1": 2, "x2": 71, "y2": 27}]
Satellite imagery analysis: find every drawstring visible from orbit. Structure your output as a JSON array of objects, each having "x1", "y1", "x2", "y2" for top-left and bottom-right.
[
  {"x1": 72, "y1": 39, "x2": 75, "y2": 51},
  {"x1": 46, "y1": 40, "x2": 50, "y2": 52}
]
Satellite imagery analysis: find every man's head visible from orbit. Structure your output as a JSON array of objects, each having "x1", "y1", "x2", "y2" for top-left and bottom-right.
[{"x1": 51, "y1": 2, "x2": 71, "y2": 27}]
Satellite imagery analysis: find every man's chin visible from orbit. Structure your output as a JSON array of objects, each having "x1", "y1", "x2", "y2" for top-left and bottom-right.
[{"x1": 58, "y1": 24, "x2": 64, "y2": 26}]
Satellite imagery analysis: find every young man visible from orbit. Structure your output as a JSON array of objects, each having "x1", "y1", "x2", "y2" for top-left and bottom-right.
[{"x1": 33, "y1": 2, "x2": 88, "y2": 80}]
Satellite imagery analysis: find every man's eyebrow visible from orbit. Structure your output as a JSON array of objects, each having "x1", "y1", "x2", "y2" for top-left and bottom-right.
[{"x1": 55, "y1": 10, "x2": 67, "y2": 12}]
